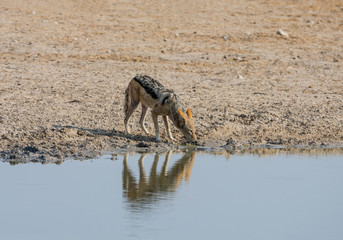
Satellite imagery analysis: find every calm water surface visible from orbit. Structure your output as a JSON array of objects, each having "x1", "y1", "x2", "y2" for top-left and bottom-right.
[{"x1": 0, "y1": 151, "x2": 343, "y2": 240}]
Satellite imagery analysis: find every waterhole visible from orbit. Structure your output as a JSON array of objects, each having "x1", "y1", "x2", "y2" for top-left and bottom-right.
[{"x1": 1, "y1": 150, "x2": 342, "y2": 240}]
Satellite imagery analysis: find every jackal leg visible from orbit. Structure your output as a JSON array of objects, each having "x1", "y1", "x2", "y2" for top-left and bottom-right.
[
  {"x1": 151, "y1": 112, "x2": 161, "y2": 142},
  {"x1": 124, "y1": 98, "x2": 139, "y2": 135},
  {"x1": 139, "y1": 104, "x2": 150, "y2": 135},
  {"x1": 163, "y1": 116, "x2": 174, "y2": 141}
]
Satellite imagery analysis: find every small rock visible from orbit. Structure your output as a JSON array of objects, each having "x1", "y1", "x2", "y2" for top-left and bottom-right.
[
  {"x1": 136, "y1": 142, "x2": 149, "y2": 148},
  {"x1": 237, "y1": 75, "x2": 244, "y2": 80},
  {"x1": 69, "y1": 99, "x2": 81, "y2": 103},
  {"x1": 23, "y1": 146, "x2": 39, "y2": 153},
  {"x1": 277, "y1": 29, "x2": 289, "y2": 37},
  {"x1": 222, "y1": 35, "x2": 228, "y2": 41},
  {"x1": 233, "y1": 55, "x2": 246, "y2": 62},
  {"x1": 226, "y1": 138, "x2": 236, "y2": 146}
]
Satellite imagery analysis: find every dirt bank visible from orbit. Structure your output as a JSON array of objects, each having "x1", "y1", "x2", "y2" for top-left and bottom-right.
[{"x1": 1, "y1": 0, "x2": 342, "y2": 160}]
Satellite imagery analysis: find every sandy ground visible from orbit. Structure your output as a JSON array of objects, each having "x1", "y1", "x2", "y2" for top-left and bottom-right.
[{"x1": 1, "y1": 0, "x2": 343, "y2": 160}]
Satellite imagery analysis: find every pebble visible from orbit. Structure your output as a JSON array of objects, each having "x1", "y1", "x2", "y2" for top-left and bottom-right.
[
  {"x1": 233, "y1": 56, "x2": 245, "y2": 62},
  {"x1": 237, "y1": 75, "x2": 244, "y2": 80},
  {"x1": 277, "y1": 29, "x2": 289, "y2": 37}
]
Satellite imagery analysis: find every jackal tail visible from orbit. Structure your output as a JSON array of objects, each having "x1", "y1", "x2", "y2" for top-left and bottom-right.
[{"x1": 124, "y1": 85, "x2": 130, "y2": 115}]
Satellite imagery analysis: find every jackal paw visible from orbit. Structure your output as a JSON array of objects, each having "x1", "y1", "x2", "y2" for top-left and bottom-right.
[
  {"x1": 143, "y1": 130, "x2": 150, "y2": 135},
  {"x1": 125, "y1": 129, "x2": 131, "y2": 135}
]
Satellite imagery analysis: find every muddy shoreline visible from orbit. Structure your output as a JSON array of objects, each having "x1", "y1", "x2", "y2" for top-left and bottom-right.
[
  {"x1": 1, "y1": 0, "x2": 342, "y2": 161},
  {"x1": 1, "y1": 124, "x2": 343, "y2": 163},
  {"x1": 2, "y1": 138, "x2": 343, "y2": 165}
]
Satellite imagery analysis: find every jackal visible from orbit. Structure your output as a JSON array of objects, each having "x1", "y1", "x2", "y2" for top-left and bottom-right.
[{"x1": 124, "y1": 75, "x2": 197, "y2": 142}]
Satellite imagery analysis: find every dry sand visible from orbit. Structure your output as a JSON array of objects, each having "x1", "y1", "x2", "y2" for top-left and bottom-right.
[{"x1": 1, "y1": 0, "x2": 343, "y2": 161}]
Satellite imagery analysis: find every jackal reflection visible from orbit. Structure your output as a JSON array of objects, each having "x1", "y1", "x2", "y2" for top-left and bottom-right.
[{"x1": 122, "y1": 151, "x2": 195, "y2": 204}]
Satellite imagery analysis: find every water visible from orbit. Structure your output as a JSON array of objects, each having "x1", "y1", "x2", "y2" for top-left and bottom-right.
[{"x1": 1, "y1": 151, "x2": 343, "y2": 240}]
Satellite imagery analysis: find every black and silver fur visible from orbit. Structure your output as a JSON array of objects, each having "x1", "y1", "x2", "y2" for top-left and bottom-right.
[{"x1": 123, "y1": 75, "x2": 196, "y2": 142}]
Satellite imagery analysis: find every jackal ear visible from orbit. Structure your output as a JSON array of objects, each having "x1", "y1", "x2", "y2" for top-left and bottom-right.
[
  {"x1": 186, "y1": 108, "x2": 193, "y2": 119},
  {"x1": 178, "y1": 108, "x2": 187, "y2": 120}
]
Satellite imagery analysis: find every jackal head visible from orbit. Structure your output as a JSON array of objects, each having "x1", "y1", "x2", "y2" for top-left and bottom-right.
[{"x1": 177, "y1": 108, "x2": 197, "y2": 143}]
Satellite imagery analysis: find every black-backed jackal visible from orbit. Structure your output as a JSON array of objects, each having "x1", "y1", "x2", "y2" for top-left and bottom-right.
[{"x1": 124, "y1": 75, "x2": 197, "y2": 143}]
